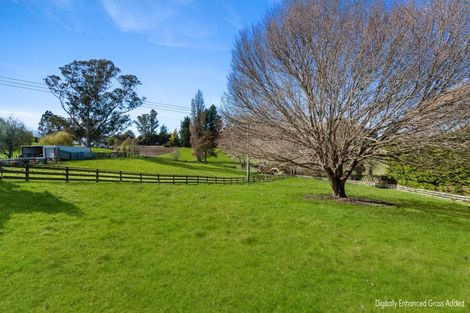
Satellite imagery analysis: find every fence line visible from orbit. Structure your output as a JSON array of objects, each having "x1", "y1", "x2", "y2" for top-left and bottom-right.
[
  {"x1": 91, "y1": 152, "x2": 139, "y2": 159},
  {"x1": 343, "y1": 179, "x2": 469, "y2": 202},
  {"x1": 0, "y1": 164, "x2": 286, "y2": 185}
]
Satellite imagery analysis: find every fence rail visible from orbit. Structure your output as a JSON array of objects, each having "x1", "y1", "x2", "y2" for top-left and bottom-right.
[
  {"x1": 0, "y1": 164, "x2": 286, "y2": 185},
  {"x1": 91, "y1": 152, "x2": 139, "y2": 159},
  {"x1": 305, "y1": 176, "x2": 470, "y2": 202}
]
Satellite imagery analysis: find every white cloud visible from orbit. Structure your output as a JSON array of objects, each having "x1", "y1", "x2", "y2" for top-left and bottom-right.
[
  {"x1": 14, "y1": 0, "x2": 85, "y2": 32},
  {"x1": 0, "y1": 109, "x2": 41, "y2": 131},
  {"x1": 100, "y1": 0, "x2": 216, "y2": 48},
  {"x1": 100, "y1": 0, "x2": 176, "y2": 32}
]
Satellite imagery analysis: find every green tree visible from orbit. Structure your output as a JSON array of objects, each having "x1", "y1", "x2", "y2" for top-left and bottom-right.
[
  {"x1": 37, "y1": 111, "x2": 69, "y2": 136},
  {"x1": 45, "y1": 59, "x2": 144, "y2": 147},
  {"x1": 135, "y1": 109, "x2": 159, "y2": 145},
  {"x1": 388, "y1": 128, "x2": 470, "y2": 195},
  {"x1": 107, "y1": 130, "x2": 135, "y2": 147},
  {"x1": 158, "y1": 125, "x2": 170, "y2": 145},
  {"x1": 179, "y1": 116, "x2": 191, "y2": 147},
  {"x1": 168, "y1": 129, "x2": 180, "y2": 147},
  {"x1": 0, "y1": 117, "x2": 34, "y2": 158},
  {"x1": 205, "y1": 104, "x2": 221, "y2": 148}
]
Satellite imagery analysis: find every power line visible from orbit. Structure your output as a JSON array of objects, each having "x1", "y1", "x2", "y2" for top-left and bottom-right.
[
  {"x1": 0, "y1": 75, "x2": 191, "y2": 113},
  {"x1": 0, "y1": 82, "x2": 51, "y2": 93},
  {"x1": 0, "y1": 79, "x2": 51, "y2": 91},
  {"x1": 141, "y1": 102, "x2": 189, "y2": 113},
  {"x1": 141, "y1": 105, "x2": 189, "y2": 114},
  {"x1": 144, "y1": 99, "x2": 188, "y2": 110},
  {"x1": 0, "y1": 75, "x2": 46, "y2": 86}
]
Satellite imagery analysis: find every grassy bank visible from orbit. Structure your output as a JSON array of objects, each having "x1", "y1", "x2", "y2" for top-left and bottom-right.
[{"x1": 60, "y1": 148, "x2": 243, "y2": 177}]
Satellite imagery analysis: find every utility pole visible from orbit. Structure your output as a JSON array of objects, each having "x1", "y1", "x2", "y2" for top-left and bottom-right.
[{"x1": 246, "y1": 154, "x2": 250, "y2": 182}]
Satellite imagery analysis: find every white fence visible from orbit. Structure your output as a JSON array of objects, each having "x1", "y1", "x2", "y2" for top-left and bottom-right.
[
  {"x1": 301, "y1": 176, "x2": 470, "y2": 203},
  {"x1": 346, "y1": 179, "x2": 470, "y2": 202}
]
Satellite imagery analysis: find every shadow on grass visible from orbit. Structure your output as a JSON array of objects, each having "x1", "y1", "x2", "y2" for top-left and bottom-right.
[
  {"x1": 390, "y1": 197, "x2": 470, "y2": 220},
  {"x1": 308, "y1": 188, "x2": 470, "y2": 222},
  {"x1": 337, "y1": 183, "x2": 470, "y2": 221},
  {"x1": 144, "y1": 157, "x2": 242, "y2": 176},
  {"x1": 0, "y1": 182, "x2": 83, "y2": 233}
]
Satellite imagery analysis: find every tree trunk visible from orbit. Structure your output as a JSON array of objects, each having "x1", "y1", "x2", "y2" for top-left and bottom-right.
[
  {"x1": 330, "y1": 177, "x2": 347, "y2": 198},
  {"x1": 324, "y1": 168, "x2": 347, "y2": 198}
]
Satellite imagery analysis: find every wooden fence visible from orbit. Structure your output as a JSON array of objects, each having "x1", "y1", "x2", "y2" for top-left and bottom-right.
[
  {"x1": 91, "y1": 152, "x2": 139, "y2": 159},
  {"x1": 0, "y1": 164, "x2": 285, "y2": 185}
]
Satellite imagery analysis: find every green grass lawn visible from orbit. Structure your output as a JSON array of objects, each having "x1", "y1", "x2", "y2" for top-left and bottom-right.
[
  {"x1": 90, "y1": 147, "x2": 115, "y2": 153},
  {"x1": 1, "y1": 177, "x2": 469, "y2": 313},
  {"x1": 60, "y1": 148, "x2": 244, "y2": 177},
  {"x1": 159, "y1": 147, "x2": 238, "y2": 164}
]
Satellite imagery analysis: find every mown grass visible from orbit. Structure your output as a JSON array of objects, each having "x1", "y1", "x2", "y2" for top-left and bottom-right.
[
  {"x1": 60, "y1": 148, "x2": 244, "y2": 177},
  {"x1": 164, "y1": 147, "x2": 238, "y2": 164},
  {"x1": 0, "y1": 177, "x2": 469, "y2": 313},
  {"x1": 90, "y1": 147, "x2": 115, "y2": 153}
]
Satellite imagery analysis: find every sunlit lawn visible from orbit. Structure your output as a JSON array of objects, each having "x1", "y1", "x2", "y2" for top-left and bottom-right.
[
  {"x1": 60, "y1": 148, "x2": 243, "y2": 177},
  {"x1": 1, "y1": 176, "x2": 469, "y2": 313}
]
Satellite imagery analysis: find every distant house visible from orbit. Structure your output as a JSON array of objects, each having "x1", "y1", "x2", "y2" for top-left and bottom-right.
[{"x1": 21, "y1": 145, "x2": 92, "y2": 161}]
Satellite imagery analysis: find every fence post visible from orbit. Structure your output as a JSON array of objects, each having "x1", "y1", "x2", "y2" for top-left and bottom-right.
[
  {"x1": 157, "y1": 174, "x2": 160, "y2": 183},
  {"x1": 185, "y1": 175, "x2": 188, "y2": 184},
  {"x1": 96, "y1": 169, "x2": 99, "y2": 182},
  {"x1": 196, "y1": 176, "x2": 199, "y2": 184},
  {"x1": 172, "y1": 175, "x2": 175, "y2": 184},
  {"x1": 25, "y1": 163, "x2": 29, "y2": 182},
  {"x1": 65, "y1": 167, "x2": 69, "y2": 182},
  {"x1": 120, "y1": 171, "x2": 122, "y2": 182},
  {"x1": 215, "y1": 177, "x2": 218, "y2": 184},
  {"x1": 223, "y1": 177, "x2": 225, "y2": 184}
]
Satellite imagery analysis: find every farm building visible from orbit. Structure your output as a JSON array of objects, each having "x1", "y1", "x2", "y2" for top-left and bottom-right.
[{"x1": 21, "y1": 145, "x2": 92, "y2": 161}]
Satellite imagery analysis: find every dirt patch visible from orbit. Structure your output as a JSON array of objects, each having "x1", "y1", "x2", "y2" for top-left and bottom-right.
[
  {"x1": 133, "y1": 146, "x2": 177, "y2": 157},
  {"x1": 305, "y1": 194, "x2": 395, "y2": 206}
]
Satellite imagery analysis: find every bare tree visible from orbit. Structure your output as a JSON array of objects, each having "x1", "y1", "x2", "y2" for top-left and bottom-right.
[
  {"x1": 224, "y1": 0, "x2": 469, "y2": 197},
  {"x1": 219, "y1": 125, "x2": 247, "y2": 168}
]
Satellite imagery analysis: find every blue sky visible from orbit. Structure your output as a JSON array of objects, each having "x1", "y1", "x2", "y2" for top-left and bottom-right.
[{"x1": 0, "y1": 0, "x2": 277, "y2": 133}]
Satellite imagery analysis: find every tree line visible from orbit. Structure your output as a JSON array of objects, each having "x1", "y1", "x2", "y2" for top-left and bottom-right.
[
  {"x1": 1, "y1": 59, "x2": 221, "y2": 160},
  {"x1": 36, "y1": 88, "x2": 221, "y2": 161}
]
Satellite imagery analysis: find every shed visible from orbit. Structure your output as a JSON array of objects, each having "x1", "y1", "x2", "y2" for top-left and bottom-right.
[{"x1": 21, "y1": 145, "x2": 92, "y2": 160}]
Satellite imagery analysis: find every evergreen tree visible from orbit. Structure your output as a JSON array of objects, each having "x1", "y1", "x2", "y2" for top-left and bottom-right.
[
  {"x1": 158, "y1": 125, "x2": 170, "y2": 145},
  {"x1": 38, "y1": 111, "x2": 69, "y2": 136},
  {"x1": 179, "y1": 116, "x2": 191, "y2": 147},
  {"x1": 205, "y1": 104, "x2": 221, "y2": 148},
  {"x1": 135, "y1": 109, "x2": 159, "y2": 145},
  {"x1": 45, "y1": 59, "x2": 144, "y2": 147}
]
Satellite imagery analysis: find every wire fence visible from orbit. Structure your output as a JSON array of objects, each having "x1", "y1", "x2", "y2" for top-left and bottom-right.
[{"x1": 0, "y1": 164, "x2": 286, "y2": 185}]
